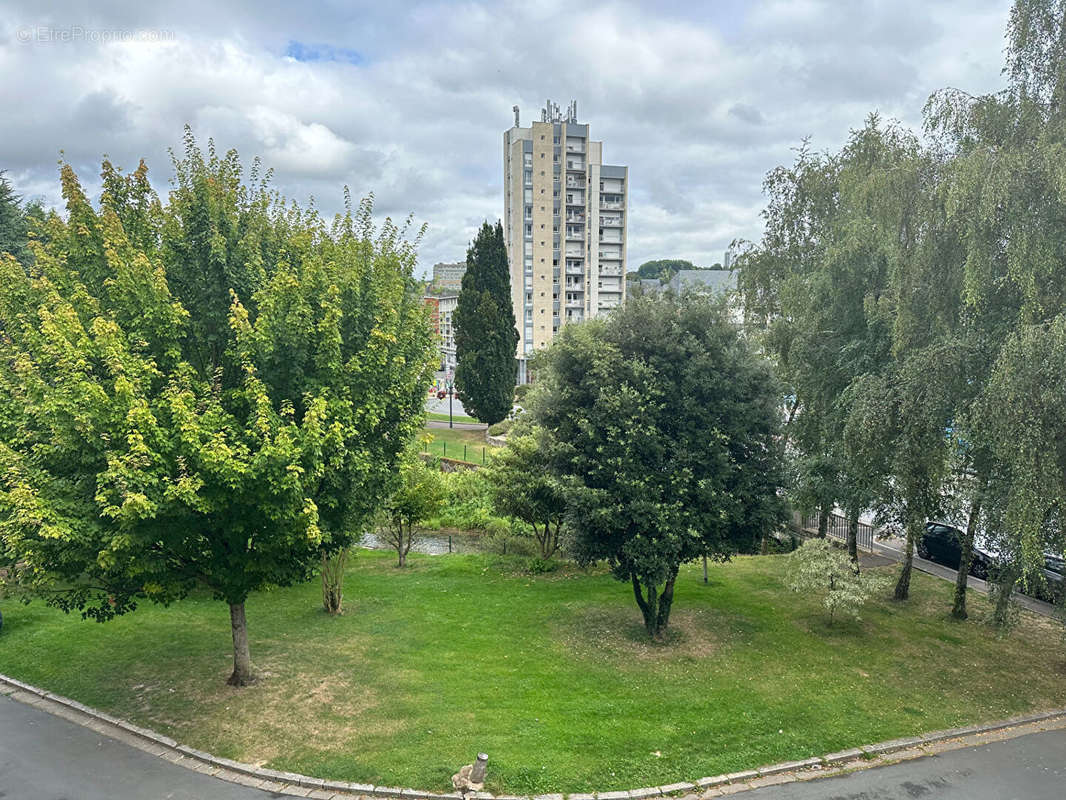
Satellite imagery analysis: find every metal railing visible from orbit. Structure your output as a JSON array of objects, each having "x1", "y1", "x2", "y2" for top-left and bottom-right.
[{"x1": 791, "y1": 510, "x2": 875, "y2": 551}]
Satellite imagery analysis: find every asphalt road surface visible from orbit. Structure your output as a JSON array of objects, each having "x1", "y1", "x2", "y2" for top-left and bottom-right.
[
  {"x1": 4, "y1": 692, "x2": 1066, "y2": 800},
  {"x1": 743, "y1": 727, "x2": 1066, "y2": 799},
  {"x1": 0, "y1": 693, "x2": 277, "y2": 799}
]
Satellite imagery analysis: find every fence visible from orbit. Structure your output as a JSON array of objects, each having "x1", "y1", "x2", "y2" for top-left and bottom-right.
[{"x1": 791, "y1": 510, "x2": 875, "y2": 552}]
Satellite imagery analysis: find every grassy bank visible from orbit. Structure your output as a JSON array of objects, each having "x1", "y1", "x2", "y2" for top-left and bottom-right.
[
  {"x1": 1, "y1": 553, "x2": 1063, "y2": 794},
  {"x1": 421, "y1": 425, "x2": 497, "y2": 463}
]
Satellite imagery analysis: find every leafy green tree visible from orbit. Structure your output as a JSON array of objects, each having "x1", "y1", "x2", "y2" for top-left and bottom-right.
[
  {"x1": 0, "y1": 171, "x2": 29, "y2": 266},
  {"x1": 453, "y1": 222, "x2": 518, "y2": 424},
  {"x1": 377, "y1": 454, "x2": 445, "y2": 567},
  {"x1": 531, "y1": 293, "x2": 785, "y2": 638},
  {"x1": 0, "y1": 135, "x2": 433, "y2": 686},
  {"x1": 636, "y1": 258, "x2": 696, "y2": 282},
  {"x1": 486, "y1": 426, "x2": 567, "y2": 558},
  {"x1": 785, "y1": 539, "x2": 887, "y2": 623},
  {"x1": 978, "y1": 317, "x2": 1066, "y2": 592}
]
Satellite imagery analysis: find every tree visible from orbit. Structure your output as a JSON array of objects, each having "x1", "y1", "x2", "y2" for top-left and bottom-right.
[
  {"x1": 636, "y1": 259, "x2": 696, "y2": 282},
  {"x1": 377, "y1": 455, "x2": 445, "y2": 567},
  {"x1": 453, "y1": 222, "x2": 518, "y2": 424},
  {"x1": 0, "y1": 134, "x2": 434, "y2": 686},
  {"x1": 486, "y1": 426, "x2": 567, "y2": 559},
  {"x1": 531, "y1": 293, "x2": 785, "y2": 638},
  {"x1": 785, "y1": 538, "x2": 887, "y2": 623},
  {"x1": 0, "y1": 171, "x2": 29, "y2": 266}
]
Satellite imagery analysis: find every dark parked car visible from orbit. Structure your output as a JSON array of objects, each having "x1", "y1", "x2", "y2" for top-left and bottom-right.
[
  {"x1": 917, "y1": 521, "x2": 994, "y2": 579},
  {"x1": 919, "y1": 521, "x2": 1064, "y2": 602}
]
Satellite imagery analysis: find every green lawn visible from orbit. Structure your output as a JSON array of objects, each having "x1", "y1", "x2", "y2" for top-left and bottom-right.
[
  {"x1": 425, "y1": 412, "x2": 480, "y2": 424},
  {"x1": 421, "y1": 425, "x2": 497, "y2": 463},
  {"x1": 1, "y1": 553, "x2": 1063, "y2": 794}
]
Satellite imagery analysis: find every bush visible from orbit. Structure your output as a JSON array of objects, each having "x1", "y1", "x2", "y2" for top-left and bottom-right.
[
  {"x1": 488, "y1": 419, "x2": 513, "y2": 437},
  {"x1": 785, "y1": 538, "x2": 887, "y2": 623},
  {"x1": 482, "y1": 519, "x2": 536, "y2": 556},
  {"x1": 436, "y1": 469, "x2": 501, "y2": 532},
  {"x1": 514, "y1": 383, "x2": 532, "y2": 402},
  {"x1": 526, "y1": 556, "x2": 559, "y2": 575}
]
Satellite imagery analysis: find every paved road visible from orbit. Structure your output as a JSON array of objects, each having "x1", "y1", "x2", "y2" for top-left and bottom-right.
[
  {"x1": 0, "y1": 694, "x2": 275, "y2": 800},
  {"x1": 744, "y1": 727, "x2": 1066, "y2": 799},
  {"x1": 4, "y1": 691, "x2": 1066, "y2": 800}
]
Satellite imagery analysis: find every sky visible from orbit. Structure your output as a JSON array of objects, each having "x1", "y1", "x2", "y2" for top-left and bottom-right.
[{"x1": 0, "y1": 0, "x2": 1012, "y2": 276}]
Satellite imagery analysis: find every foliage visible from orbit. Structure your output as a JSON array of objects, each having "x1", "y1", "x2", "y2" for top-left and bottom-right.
[
  {"x1": 525, "y1": 556, "x2": 559, "y2": 575},
  {"x1": 531, "y1": 292, "x2": 786, "y2": 637},
  {"x1": 487, "y1": 419, "x2": 513, "y2": 436},
  {"x1": 0, "y1": 171, "x2": 30, "y2": 266},
  {"x1": 0, "y1": 133, "x2": 434, "y2": 685},
  {"x1": 486, "y1": 428, "x2": 567, "y2": 558},
  {"x1": 635, "y1": 259, "x2": 695, "y2": 282},
  {"x1": 433, "y1": 467, "x2": 498, "y2": 531},
  {"x1": 377, "y1": 455, "x2": 445, "y2": 567},
  {"x1": 453, "y1": 222, "x2": 518, "y2": 424},
  {"x1": 785, "y1": 539, "x2": 887, "y2": 622}
]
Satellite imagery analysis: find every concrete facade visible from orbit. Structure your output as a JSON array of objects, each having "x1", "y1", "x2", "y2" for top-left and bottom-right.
[
  {"x1": 431, "y1": 261, "x2": 466, "y2": 292},
  {"x1": 504, "y1": 100, "x2": 627, "y2": 382},
  {"x1": 424, "y1": 294, "x2": 458, "y2": 371}
]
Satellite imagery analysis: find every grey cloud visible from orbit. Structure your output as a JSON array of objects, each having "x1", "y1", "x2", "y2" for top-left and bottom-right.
[
  {"x1": 0, "y1": 0, "x2": 1013, "y2": 273},
  {"x1": 728, "y1": 103, "x2": 764, "y2": 125}
]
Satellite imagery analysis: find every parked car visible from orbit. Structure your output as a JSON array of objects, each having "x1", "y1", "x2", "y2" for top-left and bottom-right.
[
  {"x1": 919, "y1": 521, "x2": 1065, "y2": 602},
  {"x1": 917, "y1": 521, "x2": 994, "y2": 579}
]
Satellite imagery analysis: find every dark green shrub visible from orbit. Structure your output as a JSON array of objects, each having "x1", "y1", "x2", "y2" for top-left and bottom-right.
[
  {"x1": 526, "y1": 556, "x2": 559, "y2": 575},
  {"x1": 488, "y1": 419, "x2": 513, "y2": 437}
]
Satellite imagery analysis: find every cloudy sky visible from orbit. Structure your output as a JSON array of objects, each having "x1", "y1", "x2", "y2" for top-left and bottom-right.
[{"x1": 1, "y1": 0, "x2": 1011, "y2": 276}]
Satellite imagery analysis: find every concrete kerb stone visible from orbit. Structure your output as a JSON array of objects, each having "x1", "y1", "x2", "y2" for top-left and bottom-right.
[
  {"x1": 3, "y1": 671, "x2": 1066, "y2": 800},
  {"x1": 723, "y1": 770, "x2": 759, "y2": 784},
  {"x1": 657, "y1": 782, "x2": 695, "y2": 795},
  {"x1": 695, "y1": 776, "x2": 730, "y2": 789},
  {"x1": 628, "y1": 788, "x2": 662, "y2": 799},
  {"x1": 756, "y1": 758, "x2": 821, "y2": 777},
  {"x1": 861, "y1": 736, "x2": 926, "y2": 757},
  {"x1": 820, "y1": 747, "x2": 864, "y2": 765}
]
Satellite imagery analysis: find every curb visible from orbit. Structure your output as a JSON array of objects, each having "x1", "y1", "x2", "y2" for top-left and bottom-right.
[{"x1": 2, "y1": 672, "x2": 1065, "y2": 798}]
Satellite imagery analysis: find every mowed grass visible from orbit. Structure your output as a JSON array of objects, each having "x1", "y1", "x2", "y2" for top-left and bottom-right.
[
  {"x1": 420, "y1": 425, "x2": 497, "y2": 463},
  {"x1": 2, "y1": 552, "x2": 1065, "y2": 794},
  {"x1": 425, "y1": 412, "x2": 480, "y2": 424}
]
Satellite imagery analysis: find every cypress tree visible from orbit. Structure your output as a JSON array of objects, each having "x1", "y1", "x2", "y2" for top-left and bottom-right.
[
  {"x1": 453, "y1": 221, "x2": 519, "y2": 424},
  {"x1": 0, "y1": 171, "x2": 29, "y2": 265}
]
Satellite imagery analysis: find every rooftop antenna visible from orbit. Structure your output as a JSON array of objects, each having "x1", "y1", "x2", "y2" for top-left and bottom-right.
[{"x1": 513, "y1": 105, "x2": 520, "y2": 127}]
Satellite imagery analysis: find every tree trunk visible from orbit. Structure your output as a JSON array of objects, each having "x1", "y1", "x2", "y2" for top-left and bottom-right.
[
  {"x1": 992, "y1": 568, "x2": 1018, "y2": 629},
  {"x1": 846, "y1": 506, "x2": 859, "y2": 565},
  {"x1": 951, "y1": 499, "x2": 981, "y2": 621},
  {"x1": 631, "y1": 575, "x2": 659, "y2": 638},
  {"x1": 321, "y1": 549, "x2": 347, "y2": 615},
  {"x1": 702, "y1": 555, "x2": 708, "y2": 584},
  {"x1": 817, "y1": 505, "x2": 829, "y2": 539},
  {"x1": 397, "y1": 522, "x2": 409, "y2": 567},
  {"x1": 656, "y1": 572, "x2": 677, "y2": 632},
  {"x1": 227, "y1": 601, "x2": 255, "y2": 686},
  {"x1": 894, "y1": 519, "x2": 918, "y2": 601}
]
